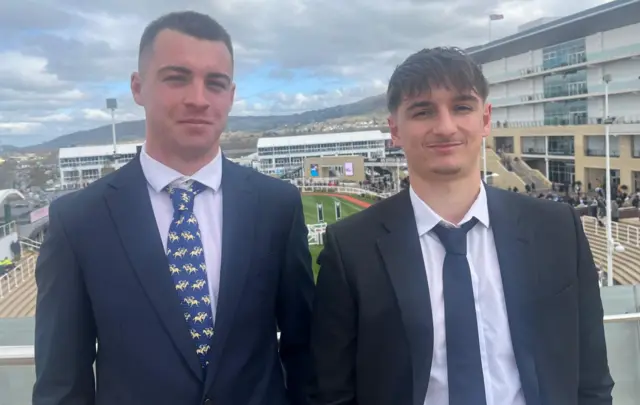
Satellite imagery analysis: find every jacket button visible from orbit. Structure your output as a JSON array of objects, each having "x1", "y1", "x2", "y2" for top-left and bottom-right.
[{"x1": 203, "y1": 399, "x2": 212, "y2": 405}]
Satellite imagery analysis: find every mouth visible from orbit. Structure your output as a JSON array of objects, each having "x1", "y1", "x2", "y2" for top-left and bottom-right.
[
  {"x1": 178, "y1": 119, "x2": 213, "y2": 125},
  {"x1": 426, "y1": 142, "x2": 463, "y2": 150}
]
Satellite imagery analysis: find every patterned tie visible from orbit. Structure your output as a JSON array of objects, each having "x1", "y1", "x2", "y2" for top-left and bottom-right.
[
  {"x1": 165, "y1": 181, "x2": 214, "y2": 368},
  {"x1": 431, "y1": 217, "x2": 486, "y2": 405}
]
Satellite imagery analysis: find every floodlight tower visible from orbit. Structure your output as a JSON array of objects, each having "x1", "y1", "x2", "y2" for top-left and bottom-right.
[{"x1": 106, "y1": 98, "x2": 118, "y2": 159}]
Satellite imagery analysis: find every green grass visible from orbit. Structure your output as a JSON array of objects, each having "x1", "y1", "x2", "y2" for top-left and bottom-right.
[
  {"x1": 301, "y1": 194, "x2": 367, "y2": 279},
  {"x1": 301, "y1": 194, "x2": 365, "y2": 225}
]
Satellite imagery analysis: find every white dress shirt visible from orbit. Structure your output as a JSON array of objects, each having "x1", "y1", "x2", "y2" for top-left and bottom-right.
[
  {"x1": 139, "y1": 146, "x2": 223, "y2": 322},
  {"x1": 409, "y1": 184, "x2": 526, "y2": 405}
]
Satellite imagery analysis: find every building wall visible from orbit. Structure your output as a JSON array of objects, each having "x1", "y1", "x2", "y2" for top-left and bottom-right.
[
  {"x1": 303, "y1": 156, "x2": 366, "y2": 182},
  {"x1": 489, "y1": 124, "x2": 640, "y2": 188},
  {"x1": 485, "y1": 22, "x2": 640, "y2": 126}
]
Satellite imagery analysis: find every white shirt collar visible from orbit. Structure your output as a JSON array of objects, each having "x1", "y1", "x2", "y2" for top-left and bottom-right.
[
  {"x1": 409, "y1": 182, "x2": 490, "y2": 237},
  {"x1": 139, "y1": 143, "x2": 222, "y2": 193}
]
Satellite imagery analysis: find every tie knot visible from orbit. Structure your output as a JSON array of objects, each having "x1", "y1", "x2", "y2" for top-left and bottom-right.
[
  {"x1": 165, "y1": 181, "x2": 206, "y2": 213},
  {"x1": 431, "y1": 217, "x2": 478, "y2": 255}
]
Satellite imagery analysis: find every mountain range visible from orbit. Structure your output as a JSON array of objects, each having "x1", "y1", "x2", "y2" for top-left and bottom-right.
[{"x1": 17, "y1": 93, "x2": 388, "y2": 153}]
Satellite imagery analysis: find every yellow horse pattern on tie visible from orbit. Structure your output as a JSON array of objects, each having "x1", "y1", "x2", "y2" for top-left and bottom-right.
[{"x1": 165, "y1": 181, "x2": 214, "y2": 368}]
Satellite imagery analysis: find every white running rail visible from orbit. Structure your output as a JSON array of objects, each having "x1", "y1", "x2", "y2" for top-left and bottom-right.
[{"x1": 297, "y1": 185, "x2": 395, "y2": 199}]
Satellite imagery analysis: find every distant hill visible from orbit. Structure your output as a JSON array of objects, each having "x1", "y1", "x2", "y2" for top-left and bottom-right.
[{"x1": 23, "y1": 94, "x2": 387, "y2": 152}]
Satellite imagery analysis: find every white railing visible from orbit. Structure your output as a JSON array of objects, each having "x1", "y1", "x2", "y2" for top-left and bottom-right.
[
  {"x1": 0, "y1": 221, "x2": 16, "y2": 238},
  {"x1": 307, "y1": 223, "x2": 327, "y2": 245},
  {"x1": 298, "y1": 185, "x2": 395, "y2": 199},
  {"x1": 0, "y1": 255, "x2": 37, "y2": 300},
  {"x1": 0, "y1": 313, "x2": 636, "y2": 367},
  {"x1": 19, "y1": 237, "x2": 42, "y2": 252},
  {"x1": 582, "y1": 216, "x2": 640, "y2": 248}
]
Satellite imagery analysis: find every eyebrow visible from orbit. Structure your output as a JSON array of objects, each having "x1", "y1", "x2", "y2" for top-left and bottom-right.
[
  {"x1": 157, "y1": 65, "x2": 232, "y2": 84},
  {"x1": 406, "y1": 94, "x2": 480, "y2": 111}
]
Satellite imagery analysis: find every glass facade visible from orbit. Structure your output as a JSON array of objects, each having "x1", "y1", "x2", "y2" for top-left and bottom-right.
[
  {"x1": 543, "y1": 68, "x2": 588, "y2": 98},
  {"x1": 548, "y1": 160, "x2": 575, "y2": 184},
  {"x1": 542, "y1": 38, "x2": 587, "y2": 70},
  {"x1": 521, "y1": 136, "x2": 545, "y2": 154},
  {"x1": 544, "y1": 99, "x2": 588, "y2": 126},
  {"x1": 633, "y1": 135, "x2": 640, "y2": 158},
  {"x1": 548, "y1": 136, "x2": 575, "y2": 156},
  {"x1": 584, "y1": 136, "x2": 621, "y2": 157}
]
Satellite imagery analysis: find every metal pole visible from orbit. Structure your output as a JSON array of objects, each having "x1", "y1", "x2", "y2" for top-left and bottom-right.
[
  {"x1": 110, "y1": 108, "x2": 117, "y2": 155},
  {"x1": 604, "y1": 81, "x2": 613, "y2": 287},
  {"x1": 483, "y1": 16, "x2": 491, "y2": 183},
  {"x1": 396, "y1": 159, "x2": 401, "y2": 192}
]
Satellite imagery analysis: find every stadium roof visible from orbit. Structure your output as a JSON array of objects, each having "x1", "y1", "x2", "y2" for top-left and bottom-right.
[
  {"x1": 0, "y1": 189, "x2": 25, "y2": 206},
  {"x1": 468, "y1": 0, "x2": 640, "y2": 64},
  {"x1": 257, "y1": 131, "x2": 391, "y2": 148},
  {"x1": 59, "y1": 143, "x2": 142, "y2": 159}
]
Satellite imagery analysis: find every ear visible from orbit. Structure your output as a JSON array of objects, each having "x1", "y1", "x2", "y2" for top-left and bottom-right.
[
  {"x1": 388, "y1": 113, "x2": 402, "y2": 147},
  {"x1": 131, "y1": 72, "x2": 144, "y2": 107},
  {"x1": 482, "y1": 102, "x2": 492, "y2": 138}
]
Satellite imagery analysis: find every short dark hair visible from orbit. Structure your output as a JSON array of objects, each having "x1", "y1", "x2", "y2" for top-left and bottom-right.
[
  {"x1": 138, "y1": 11, "x2": 234, "y2": 69},
  {"x1": 386, "y1": 47, "x2": 488, "y2": 113}
]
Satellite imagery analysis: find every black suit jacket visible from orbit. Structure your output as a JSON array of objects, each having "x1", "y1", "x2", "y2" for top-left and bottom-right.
[
  {"x1": 33, "y1": 155, "x2": 315, "y2": 405},
  {"x1": 310, "y1": 186, "x2": 614, "y2": 405}
]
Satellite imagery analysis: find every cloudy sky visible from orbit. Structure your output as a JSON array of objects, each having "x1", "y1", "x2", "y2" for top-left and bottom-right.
[{"x1": 0, "y1": 0, "x2": 611, "y2": 145}]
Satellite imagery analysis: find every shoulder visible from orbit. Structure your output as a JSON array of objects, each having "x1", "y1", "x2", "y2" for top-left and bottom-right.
[
  {"x1": 326, "y1": 190, "x2": 404, "y2": 239},
  {"x1": 489, "y1": 186, "x2": 577, "y2": 227},
  {"x1": 48, "y1": 166, "x2": 129, "y2": 239},
  {"x1": 51, "y1": 173, "x2": 114, "y2": 218},
  {"x1": 241, "y1": 164, "x2": 301, "y2": 202}
]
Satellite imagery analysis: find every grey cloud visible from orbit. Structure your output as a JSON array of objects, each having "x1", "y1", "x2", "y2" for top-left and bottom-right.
[
  {"x1": 0, "y1": 1, "x2": 83, "y2": 33},
  {"x1": 0, "y1": 0, "x2": 611, "y2": 138},
  {"x1": 22, "y1": 34, "x2": 136, "y2": 82}
]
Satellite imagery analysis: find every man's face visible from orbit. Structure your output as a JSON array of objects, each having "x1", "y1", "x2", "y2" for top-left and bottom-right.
[
  {"x1": 131, "y1": 29, "x2": 235, "y2": 159},
  {"x1": 388, "y1": 86, "x2": 490, "y2": 180}
]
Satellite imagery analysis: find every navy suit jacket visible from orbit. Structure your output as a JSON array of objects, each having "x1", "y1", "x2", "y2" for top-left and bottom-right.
[
  {"x1": 310, "y1": 186, "x2": 614, "y2": 405},
  {"x1": 33, "y1": 154, "x2": 315, "y2": 405}
]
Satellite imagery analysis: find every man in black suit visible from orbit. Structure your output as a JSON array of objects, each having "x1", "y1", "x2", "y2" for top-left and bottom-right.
[
  {"x1": 33, "y1": 11, "x2": 314, "y2": 405},
  {"x1": 310, "y1": 47, "x2": 613, "y2": 405}
]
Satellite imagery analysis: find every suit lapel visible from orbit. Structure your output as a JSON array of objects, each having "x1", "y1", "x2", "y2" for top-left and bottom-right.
[
  {"x1": 104, "y1": 156, "x2": 203, "y2": 380},
  {"x1": 204, "y1": 158, "x2": 256, "y2": 390},
  {"x1": 486, "y1": 187, "x2": 541, "y2": 405},
  {"x1": 376, "y1": 190, "x2": 433, "y2": 405}
]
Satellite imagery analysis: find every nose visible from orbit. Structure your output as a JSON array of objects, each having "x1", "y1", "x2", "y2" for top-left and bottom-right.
[
  {"x1": 433, "y1": 109, "x2": 457, "y2": 137},
  {"x1": 183, "y1": 81, "x2": 210, "y2": 109}
]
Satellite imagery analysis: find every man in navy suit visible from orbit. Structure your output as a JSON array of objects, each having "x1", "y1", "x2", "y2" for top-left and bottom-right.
[
  {"x1": 33, "y1": 11, "x2": 314, "y2": 405},
  {"x1": 309, "y1": 47, "x2": 613, "y2": 405}
]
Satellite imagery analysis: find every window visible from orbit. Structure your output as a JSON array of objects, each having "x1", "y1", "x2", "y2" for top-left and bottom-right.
[
  {"x1": 542, "y1": 38, "x2": 586, "y2": 70},
  {"x1": 548, "y1": 160, "x2": 575, "y2": 184},
  {"x1": 548, "y1": 136, "x2": 575, "y2": 156},
  {"x1": 543, "y1": 68, "x2": 587, "y2": 99},
  {"x1": 544, "y1": 99, "x2": 588, "y2": 126}
]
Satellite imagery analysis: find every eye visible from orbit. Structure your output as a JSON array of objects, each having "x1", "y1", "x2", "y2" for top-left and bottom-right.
[
  {"x1": 206, "y1": 81, "x2": 227, "y2": 90},
  {"x1": 165, "y1": 75, "x2": 187, "y2": 83},
  {"x1": 454, "y1": 105, "x2": 473, "y2": 112}
]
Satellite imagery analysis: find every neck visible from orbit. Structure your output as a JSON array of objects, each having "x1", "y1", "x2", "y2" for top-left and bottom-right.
[
  {"x1": 411, "y1": 172, "x2": 481, "y2": 224},
  {"x1": 145, "y1": 140, "x2": 220, "y2": 176}
]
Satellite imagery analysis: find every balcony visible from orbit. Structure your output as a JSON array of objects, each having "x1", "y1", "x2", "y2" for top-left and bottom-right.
[
  {"x1": 485, "y1": 42, "x2": 640, "y2": 84},
  {"x1": 489, "y1": 78, "x2": 640, "y2": 108},
  {"x1": 491, "y1": 114, "x2": 640, "y2": 129}
]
